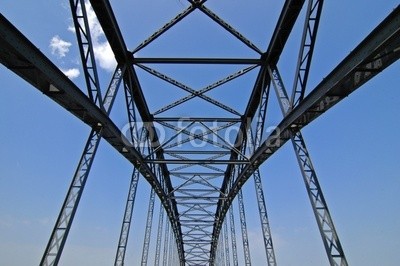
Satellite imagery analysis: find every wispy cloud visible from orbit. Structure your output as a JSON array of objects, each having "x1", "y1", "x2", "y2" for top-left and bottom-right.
[
  {"x1": 62, "y1": 68, "x2": 80, "y2": 79},
  {"x1": 50, "y1": 35, "x2": 72, "y2": 58}
]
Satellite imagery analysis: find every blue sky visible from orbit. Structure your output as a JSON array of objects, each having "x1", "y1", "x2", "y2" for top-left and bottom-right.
[{"x1": 1, "y1": 0, "x2": 400, "y2": 265}]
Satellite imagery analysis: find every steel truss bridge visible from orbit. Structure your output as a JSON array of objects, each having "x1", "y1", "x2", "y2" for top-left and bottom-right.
[{"x1": 1, "y1": 1, "x2": 399, "y2": 265}]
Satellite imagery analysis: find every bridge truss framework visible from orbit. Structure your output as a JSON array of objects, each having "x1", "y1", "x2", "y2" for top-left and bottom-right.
[{"x1": 1, "y1": 0, "x2": 399, "y2": 265}]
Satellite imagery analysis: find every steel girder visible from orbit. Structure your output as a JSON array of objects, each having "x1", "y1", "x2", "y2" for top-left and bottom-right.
[
  {"x1": 213, "y1": 5, "x2": 400, "y2": 262},
  {"x1": 88, "y1": 1, "x2": 185, "y2": 262},
  {"x1": 0, "y1": 12, "x2": 183, "y2": 264},
  {"x1": 268, "y1": 65, "x2": 348, "y2": 265},
  {"x1": 0, "y1": 16, "x2": 164, "y2": 191},
  {"x1": 39, "y1": 2, "x2": 126, "y2": 259},
  {"x1": 232, "y1": 5, "x2": 400, "y2": 197},
  {"x1": 69, "y1": 0, "x2": 104, "y2": 111},
  {"x1": 39, "y1": 66, "x2": 123, "y2": 266},
  {"x1": 290, "y1": 0, "x2": 324, "y2": 108},
  {"x1": 2, "y1": 1, "x2": 400, "y2": 265},
  {"x1": 212, "y1": 0, "x2": 307, "y2": 260}
]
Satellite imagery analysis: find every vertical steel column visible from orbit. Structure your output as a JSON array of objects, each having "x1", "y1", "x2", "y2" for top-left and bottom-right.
[
  {"x1": 216, "y1": 235, "x2": 221, "y2": 266},
  {"x1": 162, "y1": 219, "x2": 170, "y2": 266},
  {"x1": 247, "y1": 71, "x2": 277, "y2": 266},
  {"x1": 69, "y1": 0, "x2": 104, "y2": 110},
  {"x1": 220, "y1": 228, "x2": 225, "y2": 266},
  {"x1": 237, "y1": 188, "x2": 252, "y2": 266},
  {"x1": 290, "y1": 0, "x2": 324, "y2": 108},
  {"x1": 141, "y1": 188, "x2": 156, "y2": 266},
  {"x1": 114, "y1": 64, "x2": 145, "y2": 265},
  {"x1": 217, "y1": 230, "x2": 224, "y2": 266},
  {"x1": 268, "y1": 66, "x2": 348, "y2": 266},
  {"x1": 154, "y1": 204, "x2": 165, "y2": 266},
  {"x1": 40, "y1": 130, "x2": 101, "y2": 266},
  {"x1": 114, "y1": 168, "x2": 140, "y2": 266},
  {"x1": 223, "y1": 220, "x2": 231, "y2": 266},
  {"x1": 251, "y1": 169, "x2": 276, "y2": 265},
  {"x1": 228, "y1": 205, "x2": 239, "y2": 266},
  {"x1": 40, "y1": 67, "x2": 123, "y2": 266},
  {"x1": 171, "y1": 237, "x2": 177, "y2": 266},
  {"x1": 168, "y1": 226, "x2": 174, "y2": 265}
]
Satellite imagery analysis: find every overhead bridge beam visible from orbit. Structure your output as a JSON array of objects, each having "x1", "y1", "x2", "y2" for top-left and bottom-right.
[
  {"x1": 88, "y1": 0, "x2": 184, "y2": 262},
  {"x1": 0, "y1": 12, "x2": 179, "y2": 260},
  {"x1": 214, "y1": 4, "x2": 400, "y2": 249},
  {"x1": 146, "y1": 160, "x2": 249, "y2": 164},
  {"x1": 133, "y1": 57, "x2": 262, "y2": 65},
  {"x1": 212, "y1": 0, "x2": 307, "y2": 261}
]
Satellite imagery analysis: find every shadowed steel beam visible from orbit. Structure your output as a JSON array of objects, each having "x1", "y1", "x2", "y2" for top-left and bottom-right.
[
  {"x1": 88, "y1": 1, "x2": 184, "y2": 259},
  {"x1": 269, "y1": 63, "x2": 347, "y2": 265},
  {"x1": 246, "y1": 81, "x2": 277, "y2": 265},
  {"x1": 115, "y1": 79, "x2": 146, "y2": 265},
  {"x1": 216, "y1": 3, "x2": 307, "y2": 252},
  {"x1": 141, "y1": 189, "x2": 156, "y2": 266},
  {"x1": 154, "y1": 117, "x2": 242, "y2": 122},
  {"x1": 162, "y1": 220, "x2": 170, "y2": 266},
  {"x1": 145, "y1": 159, "x2": 249, "y2": 164},
  {"x1": 138, "y1": 64, "x2": 241, "y2": 116},
  {"x1": 133, "y1": 5, "x2": 196, "y2": 54},
  {"x1": 199, "y1": 4, "x2": 263, "y2": 54},
  {"x1": 166, "y1": 150, "x2": 231, "y2": 155},
  {"x1": 214, "y1": 6, "x2": 400, "y2": 259},
  {"x1": 158, "y1": 120, "x2": 236, "y2": 151},
  {"x1": 133, "y1": 57, "x2": 262, "y2": 64},
  {"x1": 0, "y1": 14, "x2": 160, "y2": 187},
  {"x1": 229, "y1": 204, "x2": 239, "y2": 266},
  {"x1": 0, "y1": 13, "x2": 182, "y2": 263},
  {"x1": 70, "y1": 0, "x2": 104, "y2": 111},
  {"x1": 237, "y1": 189, "x2": 252, "y2": 265},
  {"x1": 154, "y1": 65, "x2": 257, "y2": 115},
  {"x1": 291, "y1": 0, "x2": 324, "y2": 108},
  {"x1": 154, "y1": 204, "x2": 164, "y2": 266},
  {"x1": 223, "y1": 219, "x2": 231, "y2": 266},
  {"x1": 39, "y1": 65, "x2": 123, "y2": 265},
  {"x1": 245, "y1": 0, "x2": 306, "y2": 120},
  {"x1": 115, "y1": 168, "x2": 140, "y2": 266}
]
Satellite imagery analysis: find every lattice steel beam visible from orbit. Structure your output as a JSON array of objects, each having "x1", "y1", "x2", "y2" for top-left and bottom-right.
[
  {"x1": 269, "y1": 65, "x2": 348, "y2": 265},
  {"x1": 133, "y1": 5, "x2": 196, "y2": 54},
  {"x1": 213, "y1": 8, "x2": 400, "y2": 259},
  {"x1": 69, "y1": 0, "x2": 104, "y2": 110},
  {"x1": 228, "y1": 204, "x2": 239, "y2": 266},
  {"x1": 88, "y1": 2, "x2": 184, "y2": 259},
  {"x1": 237, "y1": 189, "x2": 252, "y2": 265},
  {"x1": 141, "y1": 189, "x2": 156, "y2": 266},
  {"x1": 245, "y1": 75, "x2": 277, "y2": 265},
  {"x1": 153, "y1": 65, "x2": 257, "y2": 115},
  {"x1": 114, "y1": 168, "x2": 140, "y2": 266},
  {"x1": 215, "y1": 0, "x2": 310, "y2": 245},
  {"x1": 0, "y1": 13, "x2": 185, "y2": 263},
  {"x1": 133, "y1": 57, "x2": 261, "y2": 65},
  {"x1": 0, "y1": 14, "x2": 164, "y2": 193},
  {"x1": 220, "y1": 0, "x2": 306, "y2": 198},
  {"x1": 290, "y1": 0, "x2": 324, "y2": 108},
  {"x1": 223, "y1": 219, "x2": 231, "y2": 266},
  {"x1": 138, "y1": 64, "x2": 241, "y2": 116},
  {"x1": 199, "y1": 4, "x2": 262, "y2": 54},
  {"x1": 40, "y1": 65, "x2": 123, "y2": 266},
  {"x1": 162, "y1": 220, "x2": 170, "y2": 266}
]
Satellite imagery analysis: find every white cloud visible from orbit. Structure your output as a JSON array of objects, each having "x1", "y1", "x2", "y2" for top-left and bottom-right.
[
  {"x1": 50, "y1": 35, "x2": 72, "y2": 58},
  {"x1": 93, "y1": 42, "x2": 116, "y2": 72},
  {"x1": 62, "y1": 68, "x2": 80, "y2": 79}
]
